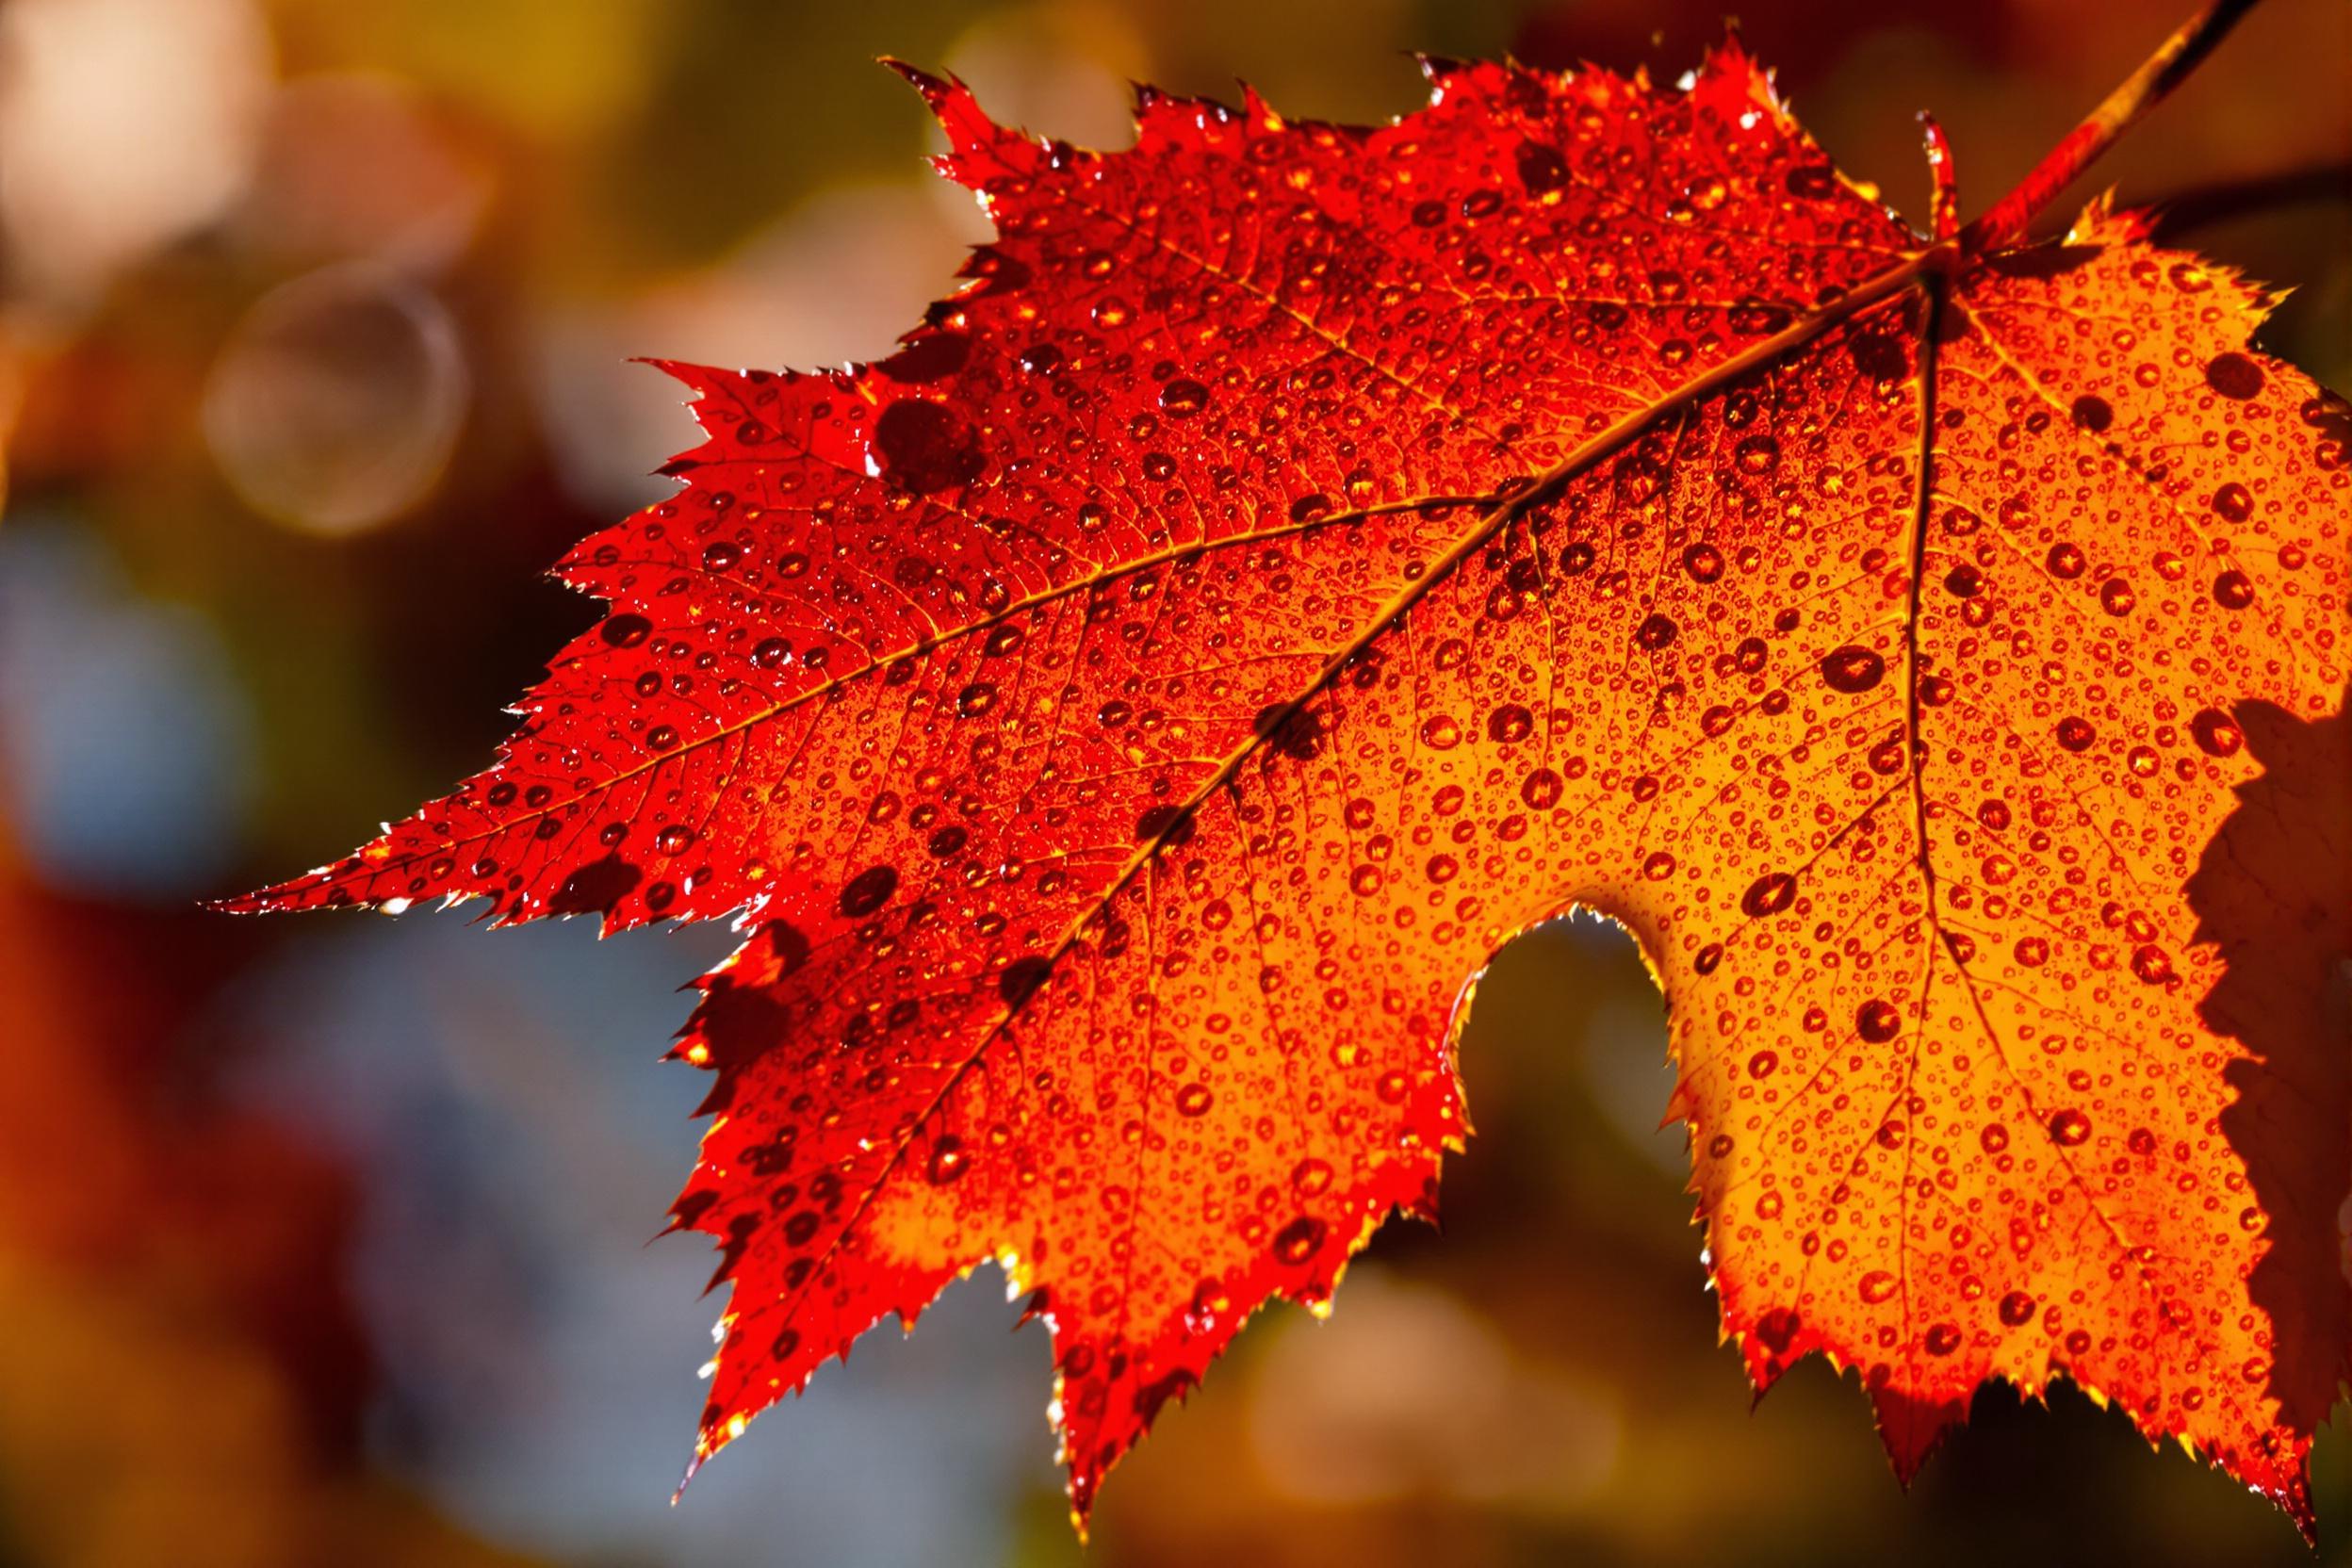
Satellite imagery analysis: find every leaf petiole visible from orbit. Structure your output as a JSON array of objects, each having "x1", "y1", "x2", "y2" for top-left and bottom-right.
[{"x1": 1960, "y1": 0, "x2": 2263, "y2": 252}]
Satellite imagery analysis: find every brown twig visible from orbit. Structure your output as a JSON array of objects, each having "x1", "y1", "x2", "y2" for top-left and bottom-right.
[{"x1": 1960, "y1": 0, "x2": 2264, "y2": 253}]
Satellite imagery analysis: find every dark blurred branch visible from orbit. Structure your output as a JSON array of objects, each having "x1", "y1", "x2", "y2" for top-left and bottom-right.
[{"x1": 2143, "y1": 159, "x2": 2352, "y2": 237}]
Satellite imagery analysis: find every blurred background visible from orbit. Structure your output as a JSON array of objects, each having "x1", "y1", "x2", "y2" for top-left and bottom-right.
[{"x1": 0, "y1": 0, "x2": 2344, "y2": 1563}]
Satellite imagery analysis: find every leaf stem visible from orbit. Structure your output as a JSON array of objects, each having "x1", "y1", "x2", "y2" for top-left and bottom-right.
[{"x1": 1960, "y1": 0, "x2": 2264, "y2": 253}]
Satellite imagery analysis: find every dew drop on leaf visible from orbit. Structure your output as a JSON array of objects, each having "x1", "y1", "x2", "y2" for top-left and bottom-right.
[
  {"x1": 1740, "y1": 872, "x2": 1798, "y2": 919},
  {"x1": 1820, "y1": 645, "x2": 1886, "y2": 694},
  {"x1": 926, "y1": 1137, "x2": 970, "y2": 1185},
  {"x1": 2190, "y1": 708, "x2": 2245, "y2": 757},
  {"x1": 2204, "y1": 352, "x2": 2264, "y2": 400}
]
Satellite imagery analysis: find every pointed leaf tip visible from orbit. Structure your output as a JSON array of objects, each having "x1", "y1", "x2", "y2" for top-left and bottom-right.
[
  {"x1": 1870, "y1": 1383, "x2": 1968, "y2": 1487},
  {"x1": 881, "y1": 58, "x2": 1027, "y2": 186},
  {"x1": 878, "y1": 56, "x2": 952, "y2": 101}
]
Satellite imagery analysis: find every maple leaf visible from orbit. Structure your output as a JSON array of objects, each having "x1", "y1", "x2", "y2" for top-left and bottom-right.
[{"x1": 221, "y1": 1, "x2": 2350, "y2": 1533}]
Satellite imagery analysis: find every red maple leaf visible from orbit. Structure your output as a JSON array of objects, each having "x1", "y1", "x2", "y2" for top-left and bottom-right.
[{"x1": 221, "y1": 0, "x2": 2350, "y2": 1533}]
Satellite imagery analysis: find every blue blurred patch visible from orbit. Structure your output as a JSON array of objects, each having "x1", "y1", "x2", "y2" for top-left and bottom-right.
[{"x1": 0, "y1": 519, "x2": 255, "y2": 898}]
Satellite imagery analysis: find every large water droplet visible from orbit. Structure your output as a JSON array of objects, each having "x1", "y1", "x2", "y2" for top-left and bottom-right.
[
  {"x1": 1820, "y1": 645, "x2": 1885, "y2": 694},
  {"x1": 1740, "y1": 871, "x2": 1797, "y2": 918}
]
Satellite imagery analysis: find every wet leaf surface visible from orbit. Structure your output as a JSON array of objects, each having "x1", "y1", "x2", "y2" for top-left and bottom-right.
[{"x1": 224, "y1": 44, "x2": 2350, "y2": 1531}]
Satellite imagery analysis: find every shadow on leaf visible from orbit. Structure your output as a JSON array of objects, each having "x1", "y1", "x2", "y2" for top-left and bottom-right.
[{"x1": 2190, "y1": 686, "x2": 2352, "y2": 1441}]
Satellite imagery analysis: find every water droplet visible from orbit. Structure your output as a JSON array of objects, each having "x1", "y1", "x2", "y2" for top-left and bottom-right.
[
  {"x1": 2098, "y1": 578, "x2": 2135, "y2": 616},
  {"x1": 1859, "y1": 1271, "x2": 1899, "y2": 1304},
  {"x1": 1158, "y1": 379, "x2": 1210, "y2": 417},
  {"x1": 2050, "y1": 1109, "x2": 2092, "y2": 1147},
  {"x1": 1486, "y1": 703, "x2": 1534, "y2": 743},
  {"x1": 1515, "y1": 140, "x2": 1568, "y2": 194},
  {"x1": 999, "y1": 955, "x2": 1051, "y2": 1005},
  {"x1": 839, "y1": 864, "x2": 899, "y2": 918},
  {"x1": 2190, "y1": 708, "x2": 2243, "y2": 757},
  {"x1": 1740, "y1": 871, "x2": 1797, "y2": 918},
  {"x1": 925, "y1": 1137, "x2": 969, "y2": 1184},
  {"x1": 1999, "y1": 1291, "x2": 2036, "y2": 1328},
  {"x1": 1820, "y1": 645, "x2": 1886, "y2": 694},
  {"x1": 1254, "y1": 702, "x2": 1325, "y2": 760},
  {"x1": 2055, "y1": 716, "x2": 2096, "y2": 752},
  {"x1": 1272, "y1": 1216, "x2": 1327, "y2": 1266},
  {"x1": 2046, "y1": 542, "x2": 2085, "y2": 580},
  {"x1": 1176, "y1": 1083, "x2": 1214, "y2": 1118},
  {"x1": 2205, "y1": 352, "x2": 2264, "y2": 400},
  {"x1": 1856, "y1": 999, "x2": 1902, "y2": 1043},
  {"x1": 1135, "y1": 804, "x2": 1197, "y2": 845},
  {"x1": 1785, "y1": 165, "x2": 1837, "y2": 199},
  {"x1": 2213, "y1": 570, "x2": 2254, "y2": 610},
  {"x1": 874, "y1": 399, "x2": 984, "y2": 495}
]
